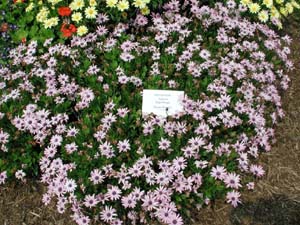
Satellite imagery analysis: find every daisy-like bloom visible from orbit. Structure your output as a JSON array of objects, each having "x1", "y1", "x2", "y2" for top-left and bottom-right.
[
  {"x1": 167, "y1": 213, "x2": 184, "y2": 225},
  {"x1": 64, "y1": 179, "x2": 77, "y2": 192},
  {"x1": 158, "y1": 138, "x2": 171, "y2": 150},
  {"x1": 50, "y1": 134, "x2": 63, "y2": 146},
  {"x1": 100, "y1": 206, "x2": 117, "y2": 222},
  {"x1": 117, "y1": 139, "x2": 130, "y2": 152},
  {"x1": 0, "y1": 171, "x2": 7, "y2": 184},
  {"x1": 65, "y1": 142, "x2": 78, "y2": 154},
  {"x1": 89, "y1": 0, "x2": 97, "y2": 6},
  {"x1": 76, "y1": 216, "x2": 90, "y2": 225},
  {"x1": 226, "y1": 0, "x2": 236, "y2": 8},
  {"x1": 0, "y1": 130, "x2": 9, "y2": 144},
  {"x1": 120, "y1": 52, "x2": 135, "y2": 62},
  {"x1": 142, "y1": 194, "x2": 158, "y2": 211},
  {"x1": 140, "y1": 6, "x2": 150, "y2": 15},
  {"x1": 117, "y1": 0, "x2": 129, "y2": 11},
  {"x1": 121, "y1": 195, "x2": 137, "y2": 208},
  {"x1": 42, "y1": 193, "x2": 51, "y2": 205},
  {"x1": 156, "y1": 171, "x2": 173, "y2": 185},
  {"x1": 87, "y1": 65, "x2": 100, "y2": 75},
  {"x1": 96, "y1": 13, "x2": 109, "y2": 24},
  {"x1": 99, "y1": 141, "x2": 115, "y2": 158},
  {"x1": 44, "y1": 17, "x2": 59, "y2": 29},
  {"x1": 117, "y1": 108, "x2": 130, "y2": 118},
  {"x1": 84, "y1": 194, "x2": 99, "y2": 208},
  {"x1": 195, "y1": 160, "x2": 208, "y2": 169},
  {"x1": 66, "y1": 127, "x2": 79, "y2": 137},
  {"x1": 15, "y1": 170, "x2": 26, "y2": 180},
  {"x1": 173, "y1": 157, "x2": 187, "y2": 171},
  {"x1": 199, "y1": 49, "x2": 211, "y2": 59},
  {"x1": 96, "y1": 25, "x2": 108, "y2": 36},
  {"x1": 246, "y1": 182, "x2": 255, "y2": 190},
  {"x1": 77, "y1": 25, "x2": 88, "y2": 36},
  {"x1": 121, "y1": 40, "x2": 136, "y2": 52},
  {"x1": 188, "y1": 136, "x2": 205, "y2": 148},
  {"x1": 224, "y1": 173, "x2": 242, "y2": 189},
  {"x1": 106, "y1": 0, "x2": 118, "y2": 8},
  {"x1": 128, "y1": 164, "x2": 143, "y2": 177},
  {"x1": 44, "y1": 145, "x2": 57, "y2": 158},
  {"x1": 89, "y1": 168, "x2": 105, "y2": 185},
  {"x1": 226, "y1": 190, "x2": 241, "y2": 207},
  {"x1": 156, "y1": 207, "x2": 174, "y2": 223},
  {"x1": 249, "y1": 164, "x2": 265, "y2": 177},
  {"x1": 210, "y1": 165, "x2": 227, "y2": 180},
  {"x1": 263, "y1": 0, "x2": 273, "y2": 8},
  {"x1": 70, "y1": 0, "x2": 85, "y2": 10},
  {"x1": 79, "y1": 88, "x2": 94, "y2": 103},
  {"x1": 133, "y1": 0, "x2": 146, "y2": 9},
  {"x1": 106, "y1": 185, "x2": 122, "y2": 200},
  {"x1": 71, "y1": 12, "x2": 82, "y2": 23},
  {"x1": 85, "y1": 6, "x2": 97, "y2": 19},
  {"x1": 248, "y1": 3, "x2": 261, "y2": 14},
  {"x1": 258, "y1": 10, "x2": 269, "y2": 22},
  {"x1": 143, "y1": 121, "x2": 154, "y2": 135},
  {"x1": 135, "y1": 14, "x2": 148, "y2": 26}
]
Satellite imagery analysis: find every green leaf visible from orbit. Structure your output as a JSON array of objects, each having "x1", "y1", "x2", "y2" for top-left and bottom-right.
[{"x1": 14, "y1": 29, "x2": 28, "y2": 42}]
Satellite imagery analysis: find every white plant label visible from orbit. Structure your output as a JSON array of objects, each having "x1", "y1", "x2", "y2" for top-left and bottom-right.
[{"x1": 142, "y1": 89, "x2": 185, "y2": 117}]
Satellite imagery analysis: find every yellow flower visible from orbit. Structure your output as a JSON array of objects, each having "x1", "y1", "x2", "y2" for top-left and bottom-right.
[
  {"x1": 36, "y1": 7, "x2": 49, "y2": 23},
  {"x1": 44, "y1": 17, "x2": 59, "y2": 29},
  {"x1": 89, "y1": 0, "x2": 97, "y2": 6},
  {"x1": 263, "y1": 0, "x2": 273, "y2": 8},
  {"x1": 72, "y1": 12, "x2": 82, "y2": 23},
  {"x1": 85, "y1": 6, "x2": 98, "y2": 19},
  {"x1": 285, "y1": 3, "x2": 294, "y2": 13},
  {"x1": 48, "y1": 0, "x2": 62, "y2": 5},
  {"x1": 270, "y1": 7, "x2": 281, "y2": 18},
  {"x1": 77, "y1": 25, "x2": 88, "y2": 36},
  {"x1": 38, "y1": 0, "x2": 43, "y2": 5},
  {"x1": 141, "y1": 6, "x2": 150, "y2": 15},
  {"x1": 133, "y1": 0, "x2": 146, "y2": 9},
  {"x1": 275, "y1": 0, "x2": 284, "y2": 4},
  {"x1": 40, "y1": 6, "x2": 49, "y2": 14},
  {"x1": 291, "y1": 0, "x2": 300, "y2": 9},
  {"x1": 117, "y1": 0, "x2": 129, "y2": 11},
  {"x1": 70, "y1": 0, "x2": 85, "y2": 10},
  {"x1": 258, "y1": 10, "x2": 269, "y2": 22},
  {"x1": 106, "y1": 0, "x2": 118, "y2": 7},
  {"x1": 25, "y1": 3, "x2": 34, "y2": 12},
  {"x1": 241, "y1": 0, "x2": 251, "y2": 6},
  {"x1": 280, "y1": 7, "x2": 288, "y2": 16},
  {"x1": 248, "y1": 3, "x2": 261, "y2": 13}
]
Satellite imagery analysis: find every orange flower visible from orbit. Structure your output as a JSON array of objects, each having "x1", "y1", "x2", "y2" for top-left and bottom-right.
[
  {"x1": 58, "y1": 7, "x2": 72, "y2": 17},
  {"x1": 0, "y1": 23, "x2": 8, "y2": 32},
  {"x1": 13, "y1": 0, "x2": 25, "y2": 3},
  {"x1": 60, "y1": 23, "x2": 77, "y2": 38}
]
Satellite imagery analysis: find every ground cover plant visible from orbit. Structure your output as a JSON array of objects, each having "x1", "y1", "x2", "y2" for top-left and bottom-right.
[
  {"x1": 0, "y1": 0, "x2": 299, "y2": 225},
  {"x1": 6, "y1": 0, "x2": 164, "y2": 42}
]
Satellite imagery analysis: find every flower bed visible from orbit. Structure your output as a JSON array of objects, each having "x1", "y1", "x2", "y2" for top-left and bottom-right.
[{"x1": 0, "y1": 0, "x2": 297, "y2": 225}]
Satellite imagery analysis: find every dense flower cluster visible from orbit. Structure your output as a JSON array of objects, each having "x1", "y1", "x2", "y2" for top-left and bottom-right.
[
  {"x1": 239, "y1": 0, "x2": 300, "y2": 27},
  {"x1": 0, "y1": 0, "x2": 295, "y2": 225},
  {"x1": 0, "y1": 1, "x2": 18, "y2": 63},
  {"x1": 105, "y1": 0, "x2": 151, "y2": 13},
  {"x1": 17, "y1": 0, "x2": 153, "y2": 38}
]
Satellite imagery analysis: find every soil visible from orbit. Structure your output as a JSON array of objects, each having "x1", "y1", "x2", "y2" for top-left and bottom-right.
[{"x1": 0, "y1": 16, "x2": 300, "y2": 225}]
